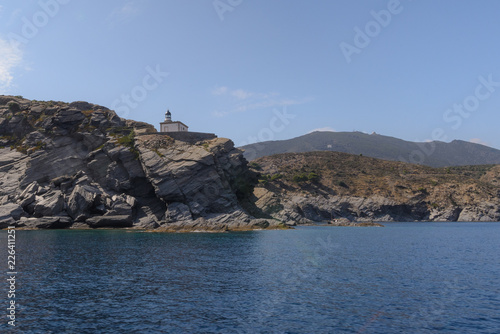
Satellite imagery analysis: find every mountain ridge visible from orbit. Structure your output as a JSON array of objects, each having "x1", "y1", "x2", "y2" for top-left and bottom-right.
[{"x1": 240, "y1": 131, "x2": 500, "y2": 167}]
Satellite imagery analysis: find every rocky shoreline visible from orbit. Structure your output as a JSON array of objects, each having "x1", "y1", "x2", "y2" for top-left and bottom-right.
[
  {"x1": 0, "y1": 96, "x2": 282, "y2": 232},
  {"x1": 1, "y1": 96, "x2": 499, "y2": 231},
  {"x1": 251, "y1": 152, "x2": 500, "y2": 224}
]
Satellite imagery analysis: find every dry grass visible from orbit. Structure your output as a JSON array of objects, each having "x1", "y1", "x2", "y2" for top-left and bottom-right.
[{"x1": 252, "y1": 151, "x2": 500, "y2": 206}]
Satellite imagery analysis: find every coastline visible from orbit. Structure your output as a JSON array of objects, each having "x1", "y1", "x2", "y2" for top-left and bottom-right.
[{"x1": 5, "y1": 220, "x2": 500, "y2": 233}]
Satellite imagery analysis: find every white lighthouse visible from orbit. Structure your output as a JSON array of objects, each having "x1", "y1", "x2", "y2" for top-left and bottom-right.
[{"x1": 160, "y1": 109, "x2": 189, "y2": 132}]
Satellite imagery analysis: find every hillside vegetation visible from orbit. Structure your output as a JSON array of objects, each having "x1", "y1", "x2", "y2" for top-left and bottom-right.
[{"x1": 250, "y1": 151, "x2": 500, "y2": 223}]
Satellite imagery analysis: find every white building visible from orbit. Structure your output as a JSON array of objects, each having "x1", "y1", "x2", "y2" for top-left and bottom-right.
[{"x1": 160, "y1": 110, "x2": 189, "y2": 132}]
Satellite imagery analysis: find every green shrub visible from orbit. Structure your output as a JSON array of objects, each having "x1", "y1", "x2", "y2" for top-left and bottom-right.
[
  {"x1": 8, "y1": 102, "x2": 20, "y2": 112},
  {"x1": 258, "y1": 174, "x2": 270, "y2": 183},
  {"x1": 249, "y1": 162, "x2": 262, "y2": 170},
  {"x1": 33, "y1": 141, "x2": 46, "y2": 151},
  {"x1": 338, "y1": 181, "x2": 349, "y2": 188},
  {"x1": 307, "y1": 172, "x2": 319, "y2": 181},
  {"x1": 270, "y1": 174, "x2": 283, "y2": 181},
  {"x1": 293, "y1": 173, "x2": 308, "y2": 183},
  {"x1": 116, "y1": 130, "x2": 135, "y2": 148},
  {"x1": 417, "y1": 187, "x2": 428, "y2": 194},
  {"x1": 116, "y1": 130, "x2": 139, "y2": 159},
  {"x1": 233, "y1": 175, "x2": 255, "y2": 200}
]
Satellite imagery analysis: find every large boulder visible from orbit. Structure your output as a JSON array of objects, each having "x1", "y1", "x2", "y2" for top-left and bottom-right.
[
  {"x1": 105, "y1": 195, "x2": 134, "y2": 216},
  {"x1": 53, "y1": 108, "x2": 85, "y2": 128},
  {"x1": 67, "y1": 185, "x2": 102, "y2": 220},
  {"x1": 0, "y1": 203, "x2": 26, "y2": 221},
  {"x1": 33, "y1": 190, "x2": 65, "y2": 217}
]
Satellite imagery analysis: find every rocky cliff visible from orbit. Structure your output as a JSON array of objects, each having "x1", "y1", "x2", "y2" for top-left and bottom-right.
[
  {"x1": 251, "y1": 151, "x2": 500, "y2": 224},
  {"x1": 0, "y1": 96, "x2": 278, "y2": 231}
]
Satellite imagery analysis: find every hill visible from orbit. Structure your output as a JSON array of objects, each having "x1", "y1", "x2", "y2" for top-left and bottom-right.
[
  {"x1": 250, "y1": 151, "x2": 500, "y2": 223},
  {"x1": 240, "y1": 131, "x2": 500, "y2": 167}
]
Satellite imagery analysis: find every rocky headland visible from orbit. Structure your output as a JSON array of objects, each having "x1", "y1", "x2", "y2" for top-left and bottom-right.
[
  {"x1": 0, "y1": 96, "x2": 282, "y2": 231},
  {"x1": 250, "y1": 151, "x2": 500, "y2": 224}
]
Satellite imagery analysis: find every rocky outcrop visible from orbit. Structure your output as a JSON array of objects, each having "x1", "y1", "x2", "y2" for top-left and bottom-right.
[
  {"x1": 251, "y1": 151, "x2": 500, "y2": 224},
  {"x1": 0, "y1": 96, "x2": 279, "y2": 231},
  {"x1": 255, "y1": 187, "x2": 500, "y2": 224},
  {"x1": 155, "y1": 210, "x2": 277, "y2": 232},
  {"x1": 328, "y1": 220, "x2": 384, "y2": 227},
  {"x1": 253, "y1": 190, "x2": 427, "y2": 224}
]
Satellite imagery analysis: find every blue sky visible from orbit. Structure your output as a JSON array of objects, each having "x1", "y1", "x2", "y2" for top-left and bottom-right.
[{"x1": 1, "y1": 0, "x2": 500, "y2": 149}]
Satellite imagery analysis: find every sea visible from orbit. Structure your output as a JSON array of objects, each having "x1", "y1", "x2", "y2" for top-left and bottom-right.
[{"x1": 1, "y1": 222, "x2": 500, "y2": 333}]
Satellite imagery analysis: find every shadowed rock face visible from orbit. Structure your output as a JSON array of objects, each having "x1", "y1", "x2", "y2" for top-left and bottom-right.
[{"x1": 0, "y1": 96, "x2": 276, "y2": 231}]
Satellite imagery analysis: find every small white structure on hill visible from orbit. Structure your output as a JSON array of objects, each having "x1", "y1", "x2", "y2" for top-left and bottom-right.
[{"x1": 160, "y1": 110, "x2": 188, "y2": 132}]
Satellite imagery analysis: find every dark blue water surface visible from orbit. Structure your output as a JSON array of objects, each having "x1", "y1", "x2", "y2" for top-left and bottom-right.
[{"x1": 1, "y1": 223, "x2": 500, "y2": 333}]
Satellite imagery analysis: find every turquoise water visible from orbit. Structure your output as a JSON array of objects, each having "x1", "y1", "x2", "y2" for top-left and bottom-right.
[{"x1": 1, "y1": 223, "x2": 500, "y2": 333}]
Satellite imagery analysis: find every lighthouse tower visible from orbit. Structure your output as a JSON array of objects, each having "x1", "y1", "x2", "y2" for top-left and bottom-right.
[{"x1": 160, "y1": 109, "x2": 189, "y2": 132}]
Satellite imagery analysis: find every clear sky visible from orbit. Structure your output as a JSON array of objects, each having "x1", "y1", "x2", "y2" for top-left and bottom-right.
[{"x1": 1, "y1": 0, "x2": 500, "y2": 149}]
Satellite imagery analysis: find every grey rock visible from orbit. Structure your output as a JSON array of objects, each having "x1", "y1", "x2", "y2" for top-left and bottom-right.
[
  {"x1": 458, "y1": 203, "x2": 500, "y2": 222},
  {"x1": 87, "y1": 150, "x2": 113, "y2": 183},
  {"x1": 19, "y1": 193, "x2": 36, "y2": 209},
  {"x1": 0, "y1": 217, "x2": 16, "y2": 229},
  {"x1": 328, "y1": 220, "x2": 384, "y2": 227},
  {"x1": 67, "y1": 185, "x2": 101, "y2": 220},
  {"x1": 0, "y1": 196, "x2": 9, "y2": 205},
  {"x1": 86, "y1": 215, "x2": 133, "y2": 228},
  {"x1": 0, "y1": 97, "x2": 275, "y2": 231},
  {"x1": 33, "y1": 190, "x2": 65, "y2": 217},
  {"x1": 17, "y1": 181, "x2": 39, "y2": 206},
  {"x1": 0, "y1": 149, "x2": 29, "y2": 198},
  {"x1": 69, "y1": 101, "x2": 94, "y2": 111},
  {"x1": 106, "y1": 161, "x2": 131, "y2": 191},
  {"x1": 0, "y1": 203, "x2": 26, "y2": 221},
  {"x1": 255, "y1": 193, "x2": 429, "y2": 224},
  {"x1": 81, "y1": 131, "x2": 107, "y2": 151},
  {"x1": 20, "y1": 216, "x2": 72, "y2": 229},
  {"x1": 20, "y1": 141, "x2": 87, "y2": 187},
  {"x1": 54, "y1": 108, "x2": 85, "y2": 126},
  {"x1": 157, "y1": 210, "x2": 280, "y2": 232},
  {"x1": 125, "y1": 119, "x2": 157, "y2": 135},
  {"x1": 106, "y1": 198, "x2": 133, "y2": 216},
  {"x1": 429, "y1": 207, "x2": 462, "y2": 222},
  {"x1": 165, "y1": 202, "x2": 192, "y2": 222}
]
